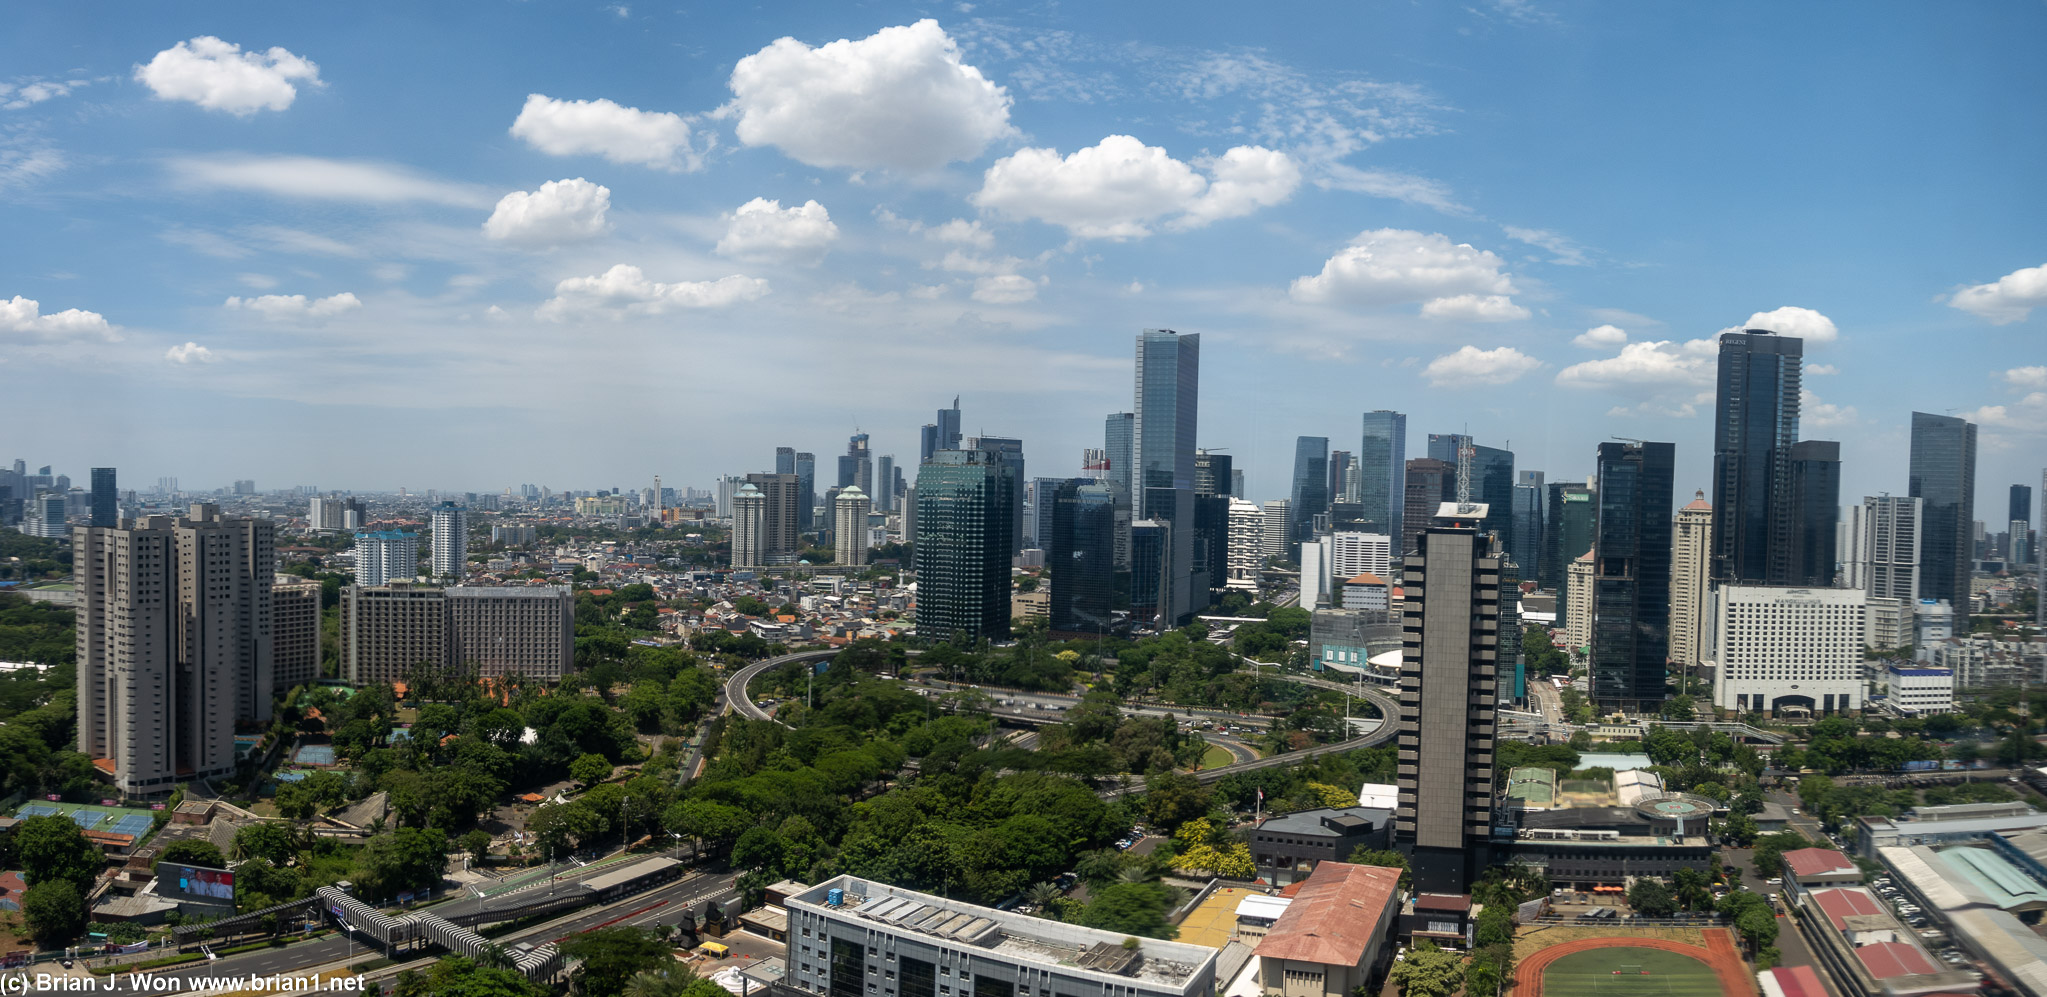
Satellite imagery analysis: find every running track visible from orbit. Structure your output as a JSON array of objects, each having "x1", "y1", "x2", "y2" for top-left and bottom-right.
[{"x1": 1511, "y1": 931, "x2": 1754, "y2": 997}]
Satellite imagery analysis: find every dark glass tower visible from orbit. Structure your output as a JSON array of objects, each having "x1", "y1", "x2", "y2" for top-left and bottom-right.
[
  {"x1": 1789, "y1": 440, "x2": 1841, "y2": 586},
  {"x1": 913, "y1": 449, "x2": 1016, "y2": 642},
  {"x1": 1401, "y1": 458, "x2": 1456, "y2": 556},
  {"x1": 1591, "y1": 441, "x2": 1675, "y2": 712},
  {"x1": 90, "y1": 467, "x2": 117, "y2": 528},
  {"x1": 1133, "y1": 330, "x2": 1199, "y2": 623},
  {"x1": 1711, "y1": 330, "x2": 1802, "y2": 584},
  {"x1": 1290, "y1": 436, "x2": 1330, "y2": 544},
  {"x1": 1360, "y1": 411, "x2": 1406, "y2": 544},
  {"x1": 1047, "y1": 479, "x2": 1115, "y2": 637},
  {"x1": 1425, "y1": 434, "x2": 1515, "y2": 559},
  {"x1": 1909, "y1": 412, "x2": 1977, "y2": 615},
  {"x1": 794, "y1": 453, "x2": 816, "y2": 531},
  {"x1": 2012, "y1": 484, "x2": 2034, "y2": 565},
  {"x1": 1543, "y1": 481, "x2": 1594, "y2": 592},
  {"x1": 920, "y1": 397, "x2": 963, "y2": 465},
  {"x1": 1194, "y1": 450, "x2": 1233, "y2": 595},
  {"x1": 968, "y1": 436, "x2": 1026, "y2": 556},
  {"x1": 1512, "y1": 470, "x2": 1546, "y2": 585}
]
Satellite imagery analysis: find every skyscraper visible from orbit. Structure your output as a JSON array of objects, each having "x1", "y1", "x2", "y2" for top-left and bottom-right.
[
  {"x1": 1194, "y1": 450, "x2": 1233, "y2": 597},
  {"x1": 794, "y1": 452, "x2": 817, "y2": 531},
  {"x1": 834, "y1": 487, "x2": 871, "y2": 566},
  {"x1": 1511, "y1": 470, "x2": 1546, "y2": 584},
  {"x1": 913, "y1": 449, "x2": 1015, "y2": 642},
  {"x1": 75, "y1": 504, "x2": 275, "y2": 793},
  {"x1": 1788, "y1": 440, "x2": 1841, "y2": 586},
  {"x1": 969, "y1": 436, "x2": 1026, "y2": 556},
  {"x1": 1909, "y1": 412, "x2": 1977, "y2": 617},
  {"x1": 430, "y1": 502, "x2": 468, "y2": 579},
  {"x1": 1133, "y1": 329, "x2": 1199, "y2": 623},
  {"x1": 1546, "y1": 481, "x2": 1595, "y2": 595},
  {"x1": 1359, "y1": 411, "x2": 1406, "y2": 541},
  {"x1": 731, "y1": 483, "x2": 765, "y2": 568},
  {"x1": 89, "y1": 467, "x2": 116, "y2": 528},
  {"x1": 354, "y1": 530, "x2": 419, "y2": 586},
  {"x1": 1427, "y1": 434, "x2": 1515, "y2": 560},
  {"x1": 1590, "y1": 441, "x2": 1675, "y2": 712},
  {"x1": 1395, "y1": 505, "x2": 1501, "y2": 894},
  {"x1": 1290, "y1": 436, "x2": 1330, "y2": 544},
  {"x1": 1669, "y1": 491, "x2": 1713, "y2": 672},
  {"x1": 1710, "y1": 329, "x2": 1803, "y2": 584},
  {"x1": 1194, "y1": 450, "x2": 1232, "y2": 498},
  {"x1": 775, "y1": 446, "x2": 796, "y2": 475},
  {"x1": 1857, "y1": 494, "x2": 1923, "y2": 600},
  {"x1": 1105, "y1": 412, "x2": 1136, "y2": 570},
  {"x1": 1400, "y1": 458, "x2": 1455, "y2": 556},
  {"x1": 875, "y1": 455, "x2": 896, "y2": 513},
  {"x1": 1328, "y1": 450, "x2": 1354, "y2": 505},
  {"x1": 1046, "y1": 479, "x2": 1115, "y2": 638},
  {"x1": 745, "y1": 472, "x2": 803, "y2": 563},
  {"x1": 919, "y1": 397, "x2": 963, "y2": 465},
  {"x1": 2011, "y1": 484, "x2": 2034, "y2": 566},
  {"x1": 839, "y1": 432, "x2": 872, "y2": 494}
]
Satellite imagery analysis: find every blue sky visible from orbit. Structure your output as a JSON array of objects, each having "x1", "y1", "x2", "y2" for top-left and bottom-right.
[{"x1": 4, "y1": 2, "x2": 2043, "y2": 522}]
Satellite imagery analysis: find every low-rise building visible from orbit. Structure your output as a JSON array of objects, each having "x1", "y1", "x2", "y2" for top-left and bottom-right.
[
  {"x1": 1883, "y1": 666, "x2": 1955, "y2": 715},
  {"x1": 1248, "y1": 807, "x2": 1393, "y2": 887},
  {"x1": 1792, "y1": 885, "x2": 1978, "y2": 997},
  {"x1": 1783, "y1": 848, "x2": 1863, "y2": 889},
  {"x1": 1252, "y1": 862, "x2": 1401, "y2": 997}
]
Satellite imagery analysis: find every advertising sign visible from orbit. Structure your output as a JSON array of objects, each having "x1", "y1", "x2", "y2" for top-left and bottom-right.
[{"x1": 159, "y1": 863, "x2": 236, "y2": 903}]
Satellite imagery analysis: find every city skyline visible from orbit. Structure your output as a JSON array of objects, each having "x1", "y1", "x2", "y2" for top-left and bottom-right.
[{"x1": 3, "y1": 4, "x2": 2043, "y2": 519}]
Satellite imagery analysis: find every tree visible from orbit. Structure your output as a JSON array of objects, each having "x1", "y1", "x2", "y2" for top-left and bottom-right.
[
  {"x1": 1347, "y1": 848, "x2": 1412, "y2": 891},
  {"x1": 1076, "y1": 882, "x2": 1180, "y2": 939},
  {"x1": 392, "y1": 957, "x2": 550, "y2": 997},
  {"x1": 1627, "y1": 878, "x2": 1678, "y2": 917},
  {"x1": 558, "y1": 927, "x2": 673, "y2": 997},
  {"x1": 1140, "y1": 772, "x2": 1211, "y2": 829},
  {"x1": 572, "y1": 751, "x2": 616, "y2": 788},
  {"x1": 232, "y1": 822, "x2": 298, "y2": 865},
  {"x1": 357, "y1": 826, "x2": 449, "y2": 900},
  {"x1": 459, "y1": 829, "x2": 493, "y2": 864},
  {"x1": 1388, "y1": 942, "x2": 1464, "y2": 997},
  {"x1": 1750, "y1": 831, "x2": 1811, "y2": 879},
  {"x1": 21, "y1": 880, "x2": 85, "y2": 947},
  {"x1": 156, "y1": 838, "x2": 228, "y2": 872},
  {"x1": 16, "y1": 815, "x2": 102, "y2": 893}
]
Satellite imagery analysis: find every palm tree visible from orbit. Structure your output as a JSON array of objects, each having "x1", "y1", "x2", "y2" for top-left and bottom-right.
[
  {"x1": 1026, "y1": 882, "x2": 1063, "y2": 909},
  {"x1": 624, "y1": 970, "x2": 685, "y2": 997},
  {"x1": 474, "y1": 942, "x2": 516, "y2": 971}
]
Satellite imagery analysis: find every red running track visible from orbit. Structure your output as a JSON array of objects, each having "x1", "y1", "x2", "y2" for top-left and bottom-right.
[{"x1": 1511, "y1": 930, "x2": 1753, "y2": 997}]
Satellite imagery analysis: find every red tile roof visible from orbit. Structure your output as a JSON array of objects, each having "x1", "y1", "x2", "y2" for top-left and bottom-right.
[
  {"x1": 1783, "y1": 848, "x2": 1857, "y2": 878},
  {"x1": 1415, "y1": 894, "x2": 1471, "y2": 912},
  {"x1": 1252, "y1": 862, "x2": 1400, "y2": 967},
  {"x1": 1346, "y1": 573, "x2": 1387, "y2": 586},
  {"x1": 1854, "y1": 941, "x2": 1938, "y2": 979},
  {"x1": 1811, "y1": 888, "x2": 1886, "y2": 930},
  {"x1": 1763, "y1": 965, "x2": 1827, "y2": 997}
]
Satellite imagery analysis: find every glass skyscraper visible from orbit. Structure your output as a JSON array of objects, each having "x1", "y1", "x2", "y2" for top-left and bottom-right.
[
  {"x1": 1046, "y1": 479, "x2": 1116, "y2": 637},
  {"x1": 1132, "y1": 330, "x2": 1199, "y2": 623},
  {"x1": 1425, "y1": 434, "x2": 1515, "y2": 561},
  {"x1": 1788, "y1": 440, "x2": 1841, "y2": 586},
  {"x1": 1590, "y1": 440, "x2": 1675, "y2": 712},
  {"x1": 1711, "y1": 330, "x2": 1803, "y2": 584},
  {"x1": 89, "y1": 466, "x2": 117, "y2": 528},
  {"x1": 1289, "y1": 436, "x2": 1329, "y2": 544},
  {"x1": 913, "y1": 449, "x2": 1016, "y2": 642},
  {"x1": 1359, "y1": 411, "x2": 1406, "y2": 540},
  {"x1": 1909, "y1": 411, "x2": 1977, "y2": 615}
]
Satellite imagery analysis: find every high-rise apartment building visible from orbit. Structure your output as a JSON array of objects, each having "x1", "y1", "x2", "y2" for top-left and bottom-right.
[
  {"x1": 430, "y1": 502, "x2": 468, "y2": 580},
  {"x1": 1328, "y1": 532, "x2": 1394, "y2": 581},
  {"x1": 1909, "y1": 412, "x2": 1977, "y2": 618},
  {"x1": 834, "y1": 486, "x2": 871, "y2": 566},
  {"x1": 308, "y1": 496, "x2": 348, "y2": 534},
  {"x1": 731, "y1": 483, "x2": 765, "y2": 568},
  {"x1": 1395, "y1": 507, "x2": 1501, "y2": 894},
  {"x1": 1590, "y1": 440, "x2": 1674, "y2": 712},
  {"x1": 1046, "y1": 479, "x2": 1115, "y2": 638},
  {"x1": 1788, "y1": 440, "x2": 1841, "y2": 586},
  {"x1": 272, "y1": 574, "x2": 323, "y2": 690},
  {"x1": 1856, "y1": 496, "x2": 1923, "y2": 605},
  {"x1": 1563, "y1": 552, "x2": 1595, "y2": 653},
  {"x1": 745, "y1": 472, "x2": 803, "y2": 563},
  {"x1": 1400, "y1": 458, "x2": 1455, "y2": 556},
  {"x1": 1669, "y1": 491, "x2": 1713, "y2": 671},
  {"x1": 1710, "y1": 329, "x2": 1803, "y2": 584},
  {"x1": 340, "y1": 583, "x2": 572, "y2": 684},
  {"x1": 1260, "y1": 500, "x2": 1290, "y2": 559},
  {"x1": 913, "y1": 449, "x2": 1015, "y2": 642},
  {"x1": 89, "y1": 467, "x2": 117, "y2": 528},
  {"x1": 1710, "y1": 586, "x2": 1866, "y2": 717},
  {"x1": 1290, "y1": 437, "x2": 1330, "y2": 545},
  {"x1": 74, "y1": 505, "x2": 275, "y2": 794},
  {"x1": 1359, "y1": 411, "x2": 1406, "y2": 541},
  {"x1": 354, "y1": 530, "x2": 419, "y2": 586},
  {"x1": 1225, "y1": 498, "x2": 1263, "y2": 589}
]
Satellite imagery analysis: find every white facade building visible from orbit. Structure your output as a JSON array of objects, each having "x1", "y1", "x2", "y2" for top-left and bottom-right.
[
  {"x1": 1300, "y1": 539, "x2": 1328, "y2": 610},
  {"x1": 353, "y1": 530, "x2": 419, "y2": 587},
  {"x1": 731, "y1": 483, "x2": 764, "y2": 568},
  {"x1": 1710, "y1": 585, "x2": 1867, "y2": 717},
  {"x1": 1882, "y1": 666, "x2": 1954, "y2": 715},
  {"x1": 1261, "y1": 500, "x2": 1291, "y2": 558},
  {"x1": 1226, "y1": 498, "x2": 1264, "y2": 590},
  {"x1": 1914, "y1": 599, "x2": 1955, "y2": 660},
  {"x1": 833, "y1": 485, "x2": 871, "y2": 567},
  {"x1": 1854, "y1": 496, "x2": 1923, "y2": 606},
  {"x1": 1328, "y1": 532, "x2": 1394, "y2": 580},
  {"x1": 1866, "y1": 596, "x2": 1910, "y2": 652},
  {"x1": 307, "y1": 495, "x2": 346, "y2": 533},
  {"x1": 429, "y1": 503, "x2": 468, "y2": 579},
  {"x1": 1926, "y1": 636, "x2": 2047, "y2": 688}
]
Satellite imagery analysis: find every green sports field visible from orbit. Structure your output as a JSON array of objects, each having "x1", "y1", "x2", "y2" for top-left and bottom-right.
[{"x1": 1543, "y1": 947, "x2": 1721, "y2": 997}]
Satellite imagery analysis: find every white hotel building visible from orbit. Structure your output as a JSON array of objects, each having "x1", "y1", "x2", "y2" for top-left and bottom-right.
[{"x1": 1710, "y1": 586, "x2": 1867, "y2": 717}]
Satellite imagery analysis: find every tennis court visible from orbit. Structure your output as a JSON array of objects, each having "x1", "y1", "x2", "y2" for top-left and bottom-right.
[
  {"x1": 14, "y1": 801, "x2": 157, "y2": 838},
  {"x1": 1543, "y1": 947, "x2": 1723, "y2": 997},
  {"x1": 294, "y1": 744, "x2": 337, "y2": 765}
]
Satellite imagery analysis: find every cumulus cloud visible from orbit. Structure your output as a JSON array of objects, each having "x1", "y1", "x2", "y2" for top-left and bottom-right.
[
  {"x1": 537, "y1": 264, "x2": 770, "y2": 320},
  {"x1": 927, "y1": 218, "x2": 993, "y2": 247},
  {"x1": 1289, "y1": 229, "x2": 1519, "y2": 315},
  {"x1": 2006, "y1": 366, "x2": 2047, "y2": 389},
  {"x1": 1554, "y1": 338, "x2": 1719, "y2": 416},
  {"x1": 1573, "y1": 324, "x2": 1627, "y2": 349},
  {"x1": 1806, "y1": 363, "x2": 1838, "y2": 376},
  {"x1": 725, "y1": 20, "x2": 1012, "y2": 171},
  {"x1": 225, "y1": 292, "x2": 362, "y2": 321},
  {"x1": 1946, "y1": 263, "x2": 2047, "y2": 325},
  {"x1": 1800, "y1": 389, "x2": 1859, "y2": 428},
  {"x1": 0, "y1": 295, "x2": 118, "y2": 340},
  {"x1": 1420, "y1": 294, "x2": 1529, "y2": 322},
  {"x1": 166, "y1": 155, "x2": 490, "y2": 207},
  {"x1": 483, "y1": 178, "x2": 611, "y2": 246},
  {"x1": 509, "y1": 94, "x2": 701, "y2": 171},
  {"x1": 1721, "y1": 305, "x2": 1839, "y2": 345},
  {"x1": 165, "y1": 342, "x2": 216, "y2": 364},
  {"x1": 134, "y1": 36, "x2": 321, "y2": 115},
  {"x1": 1423, "y1": 345, "x2": 1542, "y2": 386},
  {"x1": 972, "y1": 135, "x2": 1297, "y2": 239},
  {"x1": 971, "y1": 274, "x2": 1038, "y2": 304},
  {"x1": 715, "y1": 198, "x2": 839, "y2": 265}
]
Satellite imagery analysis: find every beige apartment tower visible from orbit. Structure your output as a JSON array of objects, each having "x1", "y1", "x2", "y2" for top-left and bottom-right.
[
  {"x1": 1668, "y1": 491, "x2": 1713, "y2": 670},
  {"x1": 341, "y1": 583, "x2": 572, "y2": 685},
  {"x1": 74, "y1": 505, "x2": 274, "y2": 795},
  {"x1": 272, "y1": 574, "x2": 323, "y2": 690},
  {"x1": 833, "y1": 485, "x2": 871, "y2": 566}
]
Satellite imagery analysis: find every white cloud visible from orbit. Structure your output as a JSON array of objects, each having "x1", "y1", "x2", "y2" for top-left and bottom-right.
[
  {"x1": 483, "y1": 178, "x2": 612, "y2": 246},
  {"x1": 1422, "y1": 345, "x2": 1542, "y2": 386},
  {"x1": 1, "y1": 78, "x2": 89, "y2": 110},
  {"x1": 972, "y1": 135, "x2": 1297, "y2": 239},
  {"x1": 1800, "y1": 389, "x2": 1859, "y2": 428},
  {"x1": 715, "y1": 198, "x2": 840, "y2": 265},
  {"x1": 1573, "y1": 324, "x2": 1627, "y2": 349},
  {"x1": 725, "y1": 19, "x2": 1012, "y2": 171},
  {"x1": 225, "y1": 292, "x2": 362, "y2": 321},
  {"x1": 1502, "y1": 225, "x2": 1590, "y2": 266},
  {"x1": 1318, "y1": 166, "x2": 1464, "y2": 214},
  {"x1": 1420, "y1": 294, "x2": 1529, "y2": 322},
  {"x1": 0, "y1": 143, "x2": 65, "y2": 190},
  {"x1": 1806, "y1": 363, "x2": 1838, "y2": 376},
  {"x1": 927, "y1": 218, "x2": 993, "y2": 248},
  {"x1": 166, "y1": 155, "x2": 490, "y2": 207},
  {"x1": 936, "y1": 250, "x2": 1026, "y2": 275},
  {"x1": 537, "y1": 264, "x2": 770, "y2": 320},
  {"x1": 1721, "y1": 305, "x2": 1839, "y2": 345},
  {"x1": 2005, "y1": 365, "x2": 2047, "y2": 389},
  {"x1": 1554, "y1": 338, "x2": 1720, "y2": 416},
  {"x1": 0, "y1": 295, "x2": 118, "y2": 340},
  {"x1": 1289, "y1": 229, "x2": 1519, "y2": 312},
  {"x1": 509, "y1": 94, "x2": 701, "y2": 171},
  {"x1": 134, "y1": 36, "x2": 321, "y2": 115},
  {"x1": 1946, "y1": 263, "x2": 2047, "y2": 325},
  {"x1": 165, "y1": 341, "x2": 216, "y2": 364},
  {"x1": 236, "y1": 273, "x2": 278, "y2": 289},
  {"x1": 971, "y1": 274, "x2": 1038, "y2": 304}
]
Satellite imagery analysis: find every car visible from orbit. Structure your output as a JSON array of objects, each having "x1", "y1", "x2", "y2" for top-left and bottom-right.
[{"x1": 1766, "y1": 878, "x2": 1782, "y2": 886}]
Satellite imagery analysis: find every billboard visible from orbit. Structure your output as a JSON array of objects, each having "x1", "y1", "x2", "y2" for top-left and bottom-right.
[{"x1": 160, "y1": 863, "x2": 236, "y2": 904}]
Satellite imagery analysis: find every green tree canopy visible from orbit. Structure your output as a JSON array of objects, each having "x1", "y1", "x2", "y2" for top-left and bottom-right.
[
  {"x1": 156, "y1": 838, "x2": 228, "y2": 872},
  {"x1": 21, "y1": 879, "x2": 85, "y2": 947},
  {"x1": 16, "y1": 815, "x2": 102, "y2": 893}
]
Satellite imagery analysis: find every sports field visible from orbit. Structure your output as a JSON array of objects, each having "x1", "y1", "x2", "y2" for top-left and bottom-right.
[
  {"x1": 1542, "y1": 947, "x2": 1722, "y2": 997},
  {"x1": 14, "y1": 801, "x2": 157, "y2": 839}
]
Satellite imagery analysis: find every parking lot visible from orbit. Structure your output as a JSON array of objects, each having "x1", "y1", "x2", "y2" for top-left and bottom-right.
[{"x1": 1866, "y1": 874, "x2": 1980, "y2": 975}]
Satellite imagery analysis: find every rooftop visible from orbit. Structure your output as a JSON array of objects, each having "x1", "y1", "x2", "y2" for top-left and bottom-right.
[
  {"x1": 1810, "y1": 888, "x2": 1886, "y2": 930},
  {"x1": 1255, "y1": 806, "x2": 1388, "y2": 838},
  {"x1": 1783, "y1": 848, "x2": 1858, "y2": 878},
  {"x1": 1253, "y1": 862, "x2": 1401, "y2": 967},
  {"x1": 1852, "y1": 940, "x2": 1938, "y2": 980},
  {"x1": 1934, "y1": 845, "x2": 2047, "y2": 910}
]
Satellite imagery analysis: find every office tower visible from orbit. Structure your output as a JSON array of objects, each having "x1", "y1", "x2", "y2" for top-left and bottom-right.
[
  {"x1": 1400, "y1": 458, "x2": 1455, "y2": 556},
  {"x1": 1231, "y1": 469, "x2": 1245, "y2": 499},
  {"x1": 1710, "y1": 329, "x2": 1803, "y2": 584},
  {"x1": 839, "y1": 432, "x2": 872, "y2": 493},
  {"x1": 1104, "y1": 413, "x2": 1136, "y2": 569},
  {"x1": 1545, "y1": 480, "x2": 1596, "y2": 595},
  {"x1": 1710, "y1": 586, "x2": 1866, "y2": 717},
  {"x1": 1129, "y1": 520, "x2": 1170, "y2": 621},
  {"x1": 1788, "y1": 441, "x2": 1841, "y2": 586},
  {"x1": 1299, "y1": 536, "x2": 1329, "y2": 609},
  {"x1": 74, "y1": 505, "x2": 275, "y2": 793},
  {"x1": 1909, "y1": 412, "x2": 1977, "y2": 618},
  {"x1": 233, "y1": 480, "x2": 256, "y2": 495},
  {"x1": 26, "y1": 492, "x2": 67, "y2": 538},
  {"x1": 1261, "y1": 500, "x2": 1291, "y2": 559},
  {"x1": 834, "y1": 486, "x2": 871, "y2": 566},
  {"x1": 1427, "y1": 434, "x2": 1516, "y2": 561},
  {"x1": 273, "y1": 574, "x2": 323, "y2": 689},
  {"x1": 874, "y1": 455, "x2": 895, "y2": 513},
  {"x1": 913, "y1": 449, "x2": 1015, "y2": 641},
  {"x1": 775, "y1": 446, "x2": 796, "y2": 476},
  {"x1": 1046, "y1": 479, "x2": 1116, "y2": 637},
  {"x1": 1669, "y1": 491, "x2": 1713, "y2": 671},
  {"x1": 1194, "y1": 450, "x2": 1232, "y2": 498},
  {"x1": 89, "y1": 467, "x2": 116, "y2": 528},
  {"x1": 1226, "y1": 498, "x2": 1263, "y2": 589},
  {"x1": 1290, "y1": 437, "x2": 1330, "y2": 544},
  {"x1": 731, "y1": 483, "x2": 765, "y2": 567},
  {"x1": 1359, "y1": 411, "x2": 1407, "y2": 545},
  {"x1": 1394, "y1": 506, "x2": 1501, "y2": 894},
  {"x1": 1193, "y1": 450, "x2": 1233, "y2": 594},
  {"x1": 429, "y1": 502, "x2": 468, "y2": 579},
  {"x1": 794, "y1": 452, "x2": 816, "y2": 531},
  {"x1": 967, "y1": 436, "x2": 1027, "y2": 556},
  {"x1": 745, "y1": 472, "x2": 803, "y2": 563},
  {"x1": 2012, "y1": 484, "x2": 2034, "y2": 566},
  {"x1": 1328, "y1": 450, "x2": 1354, "y2": 505},
  {"x1": 919, "y1": 397, "x2": 963, "y2": 465},
  {"x1": 1133, "y1": 329, "x2": 1200, "y2": 623},
  {"x1": 901, "y1": 486, "x2": 917, "y2": 545},
  {"x1": 1025, "y1": 477, "x2": 1061, "y2": 550},
  {"x1": 1512, "y1": 471, "x2": 1546, "y2": 585},
  {"x1": 1590, "y1": 440, "x2": 1675, "y2": 712},
  {"x1": 354, "y1": 530, "x2": 419, "y2": 586},
  {"x1": 1328, "y1": 532, "x2": 1394, "y2": 580}
]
